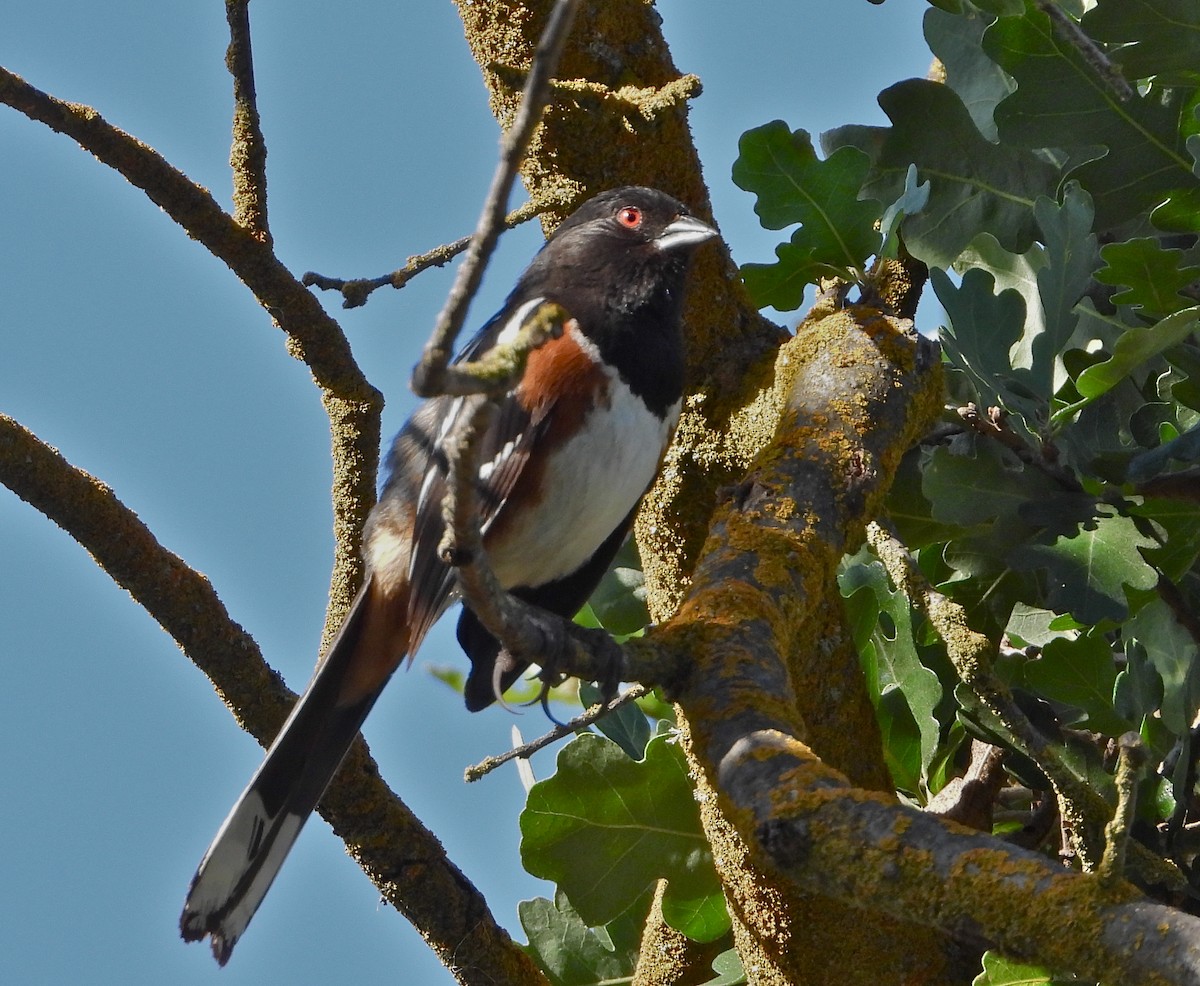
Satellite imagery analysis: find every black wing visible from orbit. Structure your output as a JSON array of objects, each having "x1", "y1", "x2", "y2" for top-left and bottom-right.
[{"x1": 385, "y1": 296, "x2": 556, "y2": 654}]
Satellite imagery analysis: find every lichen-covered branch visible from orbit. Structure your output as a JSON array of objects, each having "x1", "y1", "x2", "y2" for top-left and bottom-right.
[
  {"x1": 866, "y1": 522, "x2": 1187, "y2": 893},
  {"x1": 650, "y1": 306, "x2": 1200, "y2": 984},
  {"x1": 0, "y1": 412, "x2": 543, "y2": 986},
  {"x1": 1100, "y1": 733, "x2": 1150, "y2": 885},
  {"x1": 225, "y1": 0, "x2": 270, "y2": 240},
  {"x1": 866, "y1": 520, "x2": 1106, "y2": 863},
  {"x1": 453, "y1": 0, "x2": 788, "y2": 611},
  {"x1": 719, "y1": 728, "x2": 1200, "y2": 986},
  {"x1": 0, "y1": 65, "x2": 375, "y2": 406}
]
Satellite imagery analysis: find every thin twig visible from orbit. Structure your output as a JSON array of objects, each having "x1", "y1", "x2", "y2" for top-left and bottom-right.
[
  {"x1": 925, "y1": 740, "x2": 1007, "y2": 832},
  {"x1": 956, "y1": 403, "x2": 1079, "y2": 490},
  {"x1": 302, "y1": 201, "x2": 542, "y2": 309},
  {"x1": 465, "y1": 685, "x2": 649, "y2": 782},
  {"x1": 0, "y1": 65, "x2": 376, "y2": 402},
  {"x1": 224, "y1": 0, "x2": 270, "y2": 240},
  {"x1": 411, "y1": 0, "x2": 582, "y2": 398},
  {"x1": 1036, "y1": 0, "x2": 1134, "y2": 102}
]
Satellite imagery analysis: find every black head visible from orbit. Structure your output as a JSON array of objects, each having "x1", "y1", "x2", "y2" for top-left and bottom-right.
[
  {"x1": 512, "y1": 187, "x2": 716, "y2": 413},
  {"x1": 547, "y1": 186, "x2": 717, "y2": 257}
]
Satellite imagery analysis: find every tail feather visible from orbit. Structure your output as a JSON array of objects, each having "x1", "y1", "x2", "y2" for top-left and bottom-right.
[{"x1": 180, "y1": 580, "x2": 404, "y2": 965}]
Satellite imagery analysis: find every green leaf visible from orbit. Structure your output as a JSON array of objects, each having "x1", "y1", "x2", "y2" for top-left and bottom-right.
[
  {"x1": 739, "y1": 240, "x2": 822, "y2": 312},
  {"x1": 579, "y1": 681, "x2": 651, "y2": 761},
  {"x1": 1095, "y1": 239, "x2": 1200, "y2": 316},
  {"x1": 521, "y1": 732, "x2": 728, "y2": 941},
  {"x1": 885, "y1": 446, "x2": 964, "y2": 546},
  {"x1": 1024, "y1": 632, "x2": 1130, "y2": 735},
  {"x1": 1070, "y1": 306, "x2": 1200, "y2": 403},
  {"x1": 1128, "y1": 418, "x2": 1200, "y2": 480},
  {"x1": 733, "y1": 122, "x2": 883, "y2": 307},
  {"x1": 1019, "y1": 185, "x2": 1097, "y2": 399},
  {"x1": 921, "y1": 443, "x2": 1039, "y2": 527},
  {"x1": 924, "y1": 5, "x2": 1016, "y2": 141},
  {"x1": 839, "y1": 554, "x2": 943, "y2": 791},
  {"x1": 581, "y1": 537, "x2": 650, "y2": 639},
  {"x1": 932, "y1": 267, "x2": 1036, "y2": 419},
  {"x1": 1128, "y1": 497, "x2": 1200, "y2": 578},
  {"x1": 973, "y1": 949, "x2": 1074, "y2": 985},
  {"x1": 701, "y1": 949, "x2": 747, "y2": 986},
  {"x1": 877, "y1": 688, "x2": 926, "y2": 795},
  {"x1": 1005, "y1": 603, "x2": 1077, "y2": 648},
  {"x1": 1007, "y1": 506, "x2": 1159, "y2": 623},
  {"x1": 971, "y1": 0, "x2": 1025, "y2": 14},
  {"x1": 1083, "y1": 0, "x2": 1200, "y2": 86},
  {"x1": 1114, "y1": 639, "x2": 1166, "y2": 725},
  {"x1": 520, "y1": 892, "x2": 643, "y2": 986},
  {"x1": 879, "y1": 164, "x2": 931, "y2": 260},
  {"x1": 1127, "y1": 597, "x2": 1200, "y2": 733},
  {"x1": 986, "y1": 8, "x2": 1200, "y2": 230},
  {"x1": 660, "y1": 890, "x2": 731, "y2": 946},
  {"x1": 956, "y1": 233, "x2": 1049, "y2": 348},
  {"x1": 827, "y1": 79, "x2": 1058, "y2": 268}
]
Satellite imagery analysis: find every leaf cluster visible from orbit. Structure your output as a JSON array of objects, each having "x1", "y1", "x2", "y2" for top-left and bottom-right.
[
  {"x1": 513, "y1": 538, "x2": 741, "y2": 985},
  {"x1": 737, "y1": 1, "x2": 1200, "y2": 982}
]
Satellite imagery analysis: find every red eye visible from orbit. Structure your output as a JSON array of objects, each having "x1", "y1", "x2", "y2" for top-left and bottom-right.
[{"x1": 617, "y1": 205, "x2": 642, "y2": 229}]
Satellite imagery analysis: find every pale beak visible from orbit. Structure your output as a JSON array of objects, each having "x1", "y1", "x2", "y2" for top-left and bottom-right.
[{"x1": 654, "y1": 213, "x2": 718, "y2": 253}]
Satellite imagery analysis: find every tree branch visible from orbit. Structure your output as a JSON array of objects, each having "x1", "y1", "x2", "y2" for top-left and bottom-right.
[
  {"x1": 866, "y1": 522, "x2": 1187, "y2": 894},
  {"x1": 0, "y1": 413, "x2": 545, "y2": 985},
  {"x1": 0, "y1": 65, "x2": 375, "y2": 406},
  {"x1": 654, "y1": 305, "x2": 1200, "y2": 985},
  {"x1": 225, "y1": 0, "x2": 270, "y2": 240}
]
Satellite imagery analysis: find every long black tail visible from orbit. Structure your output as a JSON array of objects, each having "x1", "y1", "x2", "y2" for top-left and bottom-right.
[{"x1": 179, "y1": 585, "x2": 388, "y2": 965}]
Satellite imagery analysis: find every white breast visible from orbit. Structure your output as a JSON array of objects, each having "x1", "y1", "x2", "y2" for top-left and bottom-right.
[{"x1": 488, "y1": 361, "x2": 679, "y2": 590}]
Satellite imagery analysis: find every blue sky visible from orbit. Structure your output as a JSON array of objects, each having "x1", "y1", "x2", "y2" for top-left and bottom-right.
[{"x1": 1, "y1": 3, "x2": 931, "y2": 983}]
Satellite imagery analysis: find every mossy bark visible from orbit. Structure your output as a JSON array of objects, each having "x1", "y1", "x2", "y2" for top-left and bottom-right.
[{"x1": 454, "y1": 4, "x2": 961, "y2": 982}]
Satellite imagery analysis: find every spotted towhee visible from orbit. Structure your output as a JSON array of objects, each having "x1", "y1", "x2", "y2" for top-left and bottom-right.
[{"x1": 179, "y1": 186, "x2": 716, "y2": 963}]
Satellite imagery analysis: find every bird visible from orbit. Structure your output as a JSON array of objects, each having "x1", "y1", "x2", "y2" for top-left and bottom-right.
[{"x1": 179, "y1": 185, "x2": 716, "y2": 964}]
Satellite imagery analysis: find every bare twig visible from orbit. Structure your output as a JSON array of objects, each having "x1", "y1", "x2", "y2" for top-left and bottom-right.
[
  {"x1": 302, "y1": 201, "x2": 542, "y2": 309},
  {"x1": 224, "y1": 0, "x2": 270, "y2": 240},
  {"x1": 411, "y1": 0, "x2": 582, "y2": 397},
  {"x1": 465, "y1": 685, "x2": 649, "y2": 782},
  {"x1": 925, "y1": 740, "x2": 1007, "y2": 832},
  {"x1": 1036, "y1": 0, "x2": 1134, "y2": 102},
  {"x1": 956, "y1": 403, "x2": 1079, "y2": 490}
]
